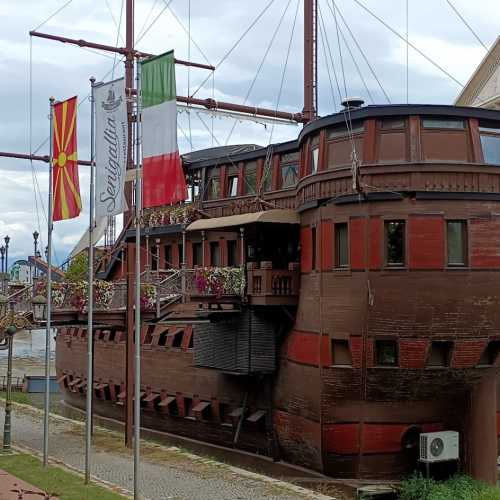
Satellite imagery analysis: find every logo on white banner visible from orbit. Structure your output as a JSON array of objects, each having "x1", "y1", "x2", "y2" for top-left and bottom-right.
[{"x1": 95, "y1": 79, "x2": 127, "y2": 217}]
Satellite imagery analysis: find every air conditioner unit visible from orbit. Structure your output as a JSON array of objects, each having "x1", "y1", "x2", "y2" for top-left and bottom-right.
[{"x1": 420, "y1": 431, "x2": 459, "y2": 463}]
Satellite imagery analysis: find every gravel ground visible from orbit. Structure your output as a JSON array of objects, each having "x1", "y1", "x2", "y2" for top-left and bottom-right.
[{"x1": 0, "y1": 403, "x2": 336, "y2": 500}]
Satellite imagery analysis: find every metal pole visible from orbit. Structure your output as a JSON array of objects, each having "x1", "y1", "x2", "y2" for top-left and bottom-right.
[
  {"x1": 181, "y1": 227, "x2": 186, "y2": 302},
  {"x1": 43, "y1": 97, "x2": 55, "y2": 467},
  {"x1": 3, "y1": 333, "x2": 13, "y2": 452},
  {"x1": 133, "y1": 58, "x2": 142, "y2": 500},
  {"x1": 85, "y1": 76, "x2": 96, "y2": 485}
]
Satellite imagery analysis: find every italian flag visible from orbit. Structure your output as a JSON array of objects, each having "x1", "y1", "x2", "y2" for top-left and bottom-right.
[{"x1": 141, "y1": 51, "x2": 187, "y2": 208}]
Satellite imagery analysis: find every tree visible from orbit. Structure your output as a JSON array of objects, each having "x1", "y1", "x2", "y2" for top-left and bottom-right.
[{"x1": 65, "y1": 252, "x2": 88, "y2": 282}]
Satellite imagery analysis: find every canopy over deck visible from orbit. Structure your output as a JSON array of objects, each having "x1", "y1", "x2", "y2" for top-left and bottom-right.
[{"x1": 186, "y1": 209, "x2": 300, "y2": 232}]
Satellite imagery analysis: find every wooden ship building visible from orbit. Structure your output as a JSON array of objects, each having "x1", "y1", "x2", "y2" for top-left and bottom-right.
[{"x1": 10, "y1": 0, "x2": 499, "y2": 485}]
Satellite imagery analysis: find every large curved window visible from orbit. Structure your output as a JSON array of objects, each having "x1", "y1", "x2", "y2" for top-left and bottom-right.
[{"x1": 479, "y1": 126, "x2": 500, "y2": 164}]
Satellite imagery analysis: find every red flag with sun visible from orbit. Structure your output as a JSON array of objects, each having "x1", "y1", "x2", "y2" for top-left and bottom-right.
[{"x1": 52, "y1": 96, "x2": 81, "y2": 221}]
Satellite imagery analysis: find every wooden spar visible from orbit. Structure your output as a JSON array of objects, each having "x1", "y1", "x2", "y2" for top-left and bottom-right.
[
  {"x1": 28, "y1": 30, "x2": 305, "y2": 123},
  {"x1": 29, "y1": 30, "x2": 215, "y2": 71},
  {"x1": 303, "y1": 0, "x2": 317, "y2": 122},
  {"x1": 0, "y1": 151, "x2": 91, "y2": 165}
]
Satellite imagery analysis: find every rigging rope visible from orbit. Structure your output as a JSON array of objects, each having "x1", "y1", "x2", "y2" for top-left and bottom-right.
[
  {"x1": 187, "y1": 0, "x2": 193, "y2": 151},
  {"x1": 225, "y1": 0, "x2": 294, "y2": 147},
  {"x1": 112, "y1": 0, "x2": 125, "y2": 80},
  {"x1": 32, "y1": 0, "x2": 74, "y2": 32},
  {"x1": 259, "y1": 0, "x2": 300, "y2": 195},
  {"x1": 135, "y1": 0, "x2": 174, "y2": 46},
  {"x1": 190, "y1": 0, "x2": 278, "y2": 98},
  {"x1": 136, "y1": 0, "x2": 160, "y2": 43},
  {"x1": 351, "y1": 0, "x2": 464, "y2": 88},
  {"x1": 104, "y1": 0, "x2": 125, "y2": 45},
  {"x1": 318, "y1": 12, "x2": 338, "y2": 112},
  {"x1": 331, "y1": 2, "x2": 391, "y2": 104},
  {"x1": 445, "y1": 0, "x2": 488, "y2": 51}
]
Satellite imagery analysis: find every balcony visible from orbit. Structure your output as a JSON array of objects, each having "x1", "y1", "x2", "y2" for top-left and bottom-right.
[
  {"x1": 184, "y1": 263, "x2": 299, "y2": 307},
  {"x1": 246, "y1": 262, "x2": 299, "y2": 306}
]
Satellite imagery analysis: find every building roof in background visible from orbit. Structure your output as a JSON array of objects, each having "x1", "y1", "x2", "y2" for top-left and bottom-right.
[{"x1": 455, "y1": 36, "x2": 500, "y2": 108}]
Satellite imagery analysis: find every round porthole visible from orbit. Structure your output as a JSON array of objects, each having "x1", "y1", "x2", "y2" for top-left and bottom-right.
[{"x1": 401, "y1": 426, "x2": 421, "y2": 450}]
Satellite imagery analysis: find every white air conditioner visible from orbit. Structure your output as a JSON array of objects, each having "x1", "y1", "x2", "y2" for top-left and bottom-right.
[{"x1": 419, "y1": 431, "x2": 459, "y2": 463}]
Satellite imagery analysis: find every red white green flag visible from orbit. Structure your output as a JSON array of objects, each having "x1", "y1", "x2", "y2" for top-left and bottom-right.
[{"x1": 141, "y1": 51, "x2": 187, "y2": 208}]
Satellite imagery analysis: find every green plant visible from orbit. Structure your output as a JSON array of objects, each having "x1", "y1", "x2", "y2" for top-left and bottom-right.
[
  {"x1": 399, "y1": 473, "x2": 500, "y2": 500},
  {"x1": 64, "y1": 253, "x2": 88, "y2": 282}
]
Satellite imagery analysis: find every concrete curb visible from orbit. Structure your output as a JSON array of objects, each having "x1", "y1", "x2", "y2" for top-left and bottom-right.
[{"x1": 8, "y1": 400, "x2": 337, "y2": 500}]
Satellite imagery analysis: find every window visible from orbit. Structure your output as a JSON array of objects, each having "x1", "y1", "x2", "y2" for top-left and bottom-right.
[
  {"x1": 208, "y1": 176, "x2": 220, "y2": 200},
  {"x1": 379, "y1": 118, "x2": 406, "y2": 130},
  {"x1": 281, "y1": 164, "x2": 298, "y2": 188},
  {"x1": 172, "y1": 329, "x2": 184, "y2": 349},
  {"x1": 335, "y1": 223, "x2": 348, "y2": 267},
  {"x1": 192, "y1": 242, "x2": 203, "y2": 266},
  {"x1": 328, "y1": 122, "x2": 364, "y2": 139},
  {"x1": 480, "y1": 133, "x2": 500, "y2": 164},
  {"x1": 210, "y1": 241, "x2": 220, "y2": 266},
  {"x1": 311, "y1": 226, "x2": 317, "y2": 271},
  {"x1": 311, "y1": 146, "x2": 319, "y2": 173},
  {"x1": 227, "y1": 240, "x2": 238, "y2": 267},
  {"x1": 427, "y1": 341, "x2": 453, "y2": 367},
  {"x1": 376, "y1": 340, "x2": 398, "y2": 366},
  {"x1": 228, "y1": 175, "x2": 239, "y2": 197},
  {"x1": 244, "y1": 162, "x2": 257, "y2": 195},
  {"x1": 447, "y1": 220, "x2": 467, "y2": 266},
  {"x1": 385, "y1": 220, "x2": 405, "y2": 266},
  {"x1": 478, "y1": 341, "x2": 500, "y2": 366},
  {"x1": 422, "y1": 118, "x2": 465, "y2": 129},
  {"x1": 164, "y1": 245, "x2": 172, "y2": 269},
  {"x1": 331, "y1": 339, "x2": 352, "y2": 366},
  {"x1": 261, "y1": 168, "x2": 273, "y2": 192}
]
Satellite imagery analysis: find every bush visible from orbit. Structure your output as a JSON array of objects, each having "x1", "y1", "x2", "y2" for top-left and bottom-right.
[
  {"x1": 399, "y1": 474, "x2": 500, "y2": 500},
  {"x1": 64, "y1": 252, "x2": 88, "y2": 282}
]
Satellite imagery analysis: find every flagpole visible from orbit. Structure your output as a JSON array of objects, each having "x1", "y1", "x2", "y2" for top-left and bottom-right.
[
  {"x1": 85, "y1": 77, "x2": 96, "y2": 485},
  {"x1": 43, "y1": 96, "x2": 55, "y2": 468},
  {"x1": 133, "y1": 59, "x2": 142, "y2": 499}
]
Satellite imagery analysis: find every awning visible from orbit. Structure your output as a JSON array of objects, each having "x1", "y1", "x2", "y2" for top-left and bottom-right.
[
  {"x1": 186, "y1": 209, "x2": 300, "y2": 232},
  {"x1": 246, "y1": 410, "x2": 266, "y2": 423},
  {"x1": 193, "y1": 401, "x2": 211, "y2": 414},
  {"x1": 144, "y1": 393, "x2": 160, "y2": 403},
  {"x1": 158, "y1": 395, "x2": 176, "y2": 407}
]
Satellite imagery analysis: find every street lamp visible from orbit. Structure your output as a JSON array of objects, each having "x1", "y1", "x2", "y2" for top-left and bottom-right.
[
  {"x1": 0, "y1": 246, "x2": 4, "y2": 274},
  {"x1": 32, "y1": 295, "x2": 47, "y2": 322},
  {"x1": 4, "y1": 236, "x2": 10, "y2": 275},
  {"x1": 33, "y1": 231, "x2": 39, "y2": 279}
]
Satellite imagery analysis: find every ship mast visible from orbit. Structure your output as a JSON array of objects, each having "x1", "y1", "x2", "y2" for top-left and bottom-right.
[{"x1": 303, "y1": 0, "x2": 318, "y2": 122}]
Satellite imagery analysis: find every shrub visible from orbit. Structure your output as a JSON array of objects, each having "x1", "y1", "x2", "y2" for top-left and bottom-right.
[{"x1": 399, "y1": 474, "x2": 500, "y2": 500}]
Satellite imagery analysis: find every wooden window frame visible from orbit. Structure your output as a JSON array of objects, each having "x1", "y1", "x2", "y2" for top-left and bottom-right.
[
  {"x1": 384, "y1": 219, "x2": 406, "y2": 267},
  {"x1": 445, "y1": 219, "x2": 468, "y2": 268},
  {"x1": 334, "y1": 222, "x2": 349, "y2": 268}
]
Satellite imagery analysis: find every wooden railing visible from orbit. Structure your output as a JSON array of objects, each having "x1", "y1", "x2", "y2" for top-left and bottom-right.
[{"x1": 246, "y1": 263, "x2": 299, "y2": 305}]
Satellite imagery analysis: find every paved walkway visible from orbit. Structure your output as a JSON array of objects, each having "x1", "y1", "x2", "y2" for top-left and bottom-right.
[{"x1": 0, "y1": 403, "x2": 336, "y2": 500}]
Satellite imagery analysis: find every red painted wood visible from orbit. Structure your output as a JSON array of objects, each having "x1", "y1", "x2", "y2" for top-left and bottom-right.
[
  {"x1": 256, "y1": 157, "x2": 264, "y2": 191},
  {"x1": 271, "y1": 154, "x2": 280, "y2": 191},
  {"x1": 451, "y1": 339, "x2": 488, "y2": 368},
  {"x1": 172, "y1": 243, "x2": 180, "y2": 269},
  {"x1": 349, "y1": 218, "x2": 366, "y2": 270},
  {"x1": 301, "y1": 226, "x2": 313, "y2": 273},
  {"x1": 287, "y1": 330, "x2": 320, "y2": 366},
  {"x1": 323, "y1": 423, "x2": 360, "y2": 454},
  {"x1": 365, "y1": 338, "x2": 374, "y2": 368},
  {"x1": 321, "y1": 220, "x2": 333, "y2": 271},
  {"x1": 369, "y1": 217, "x2": 383, "y2": 269},
  {"x1": 409, "y1": 216, "x2": 444, "y2": 269},
  {"x1": 399, "y1": 339, "x2": 430, "y2": 368},
  {"x1": 320, "y1": 335, "x2": 332, "y2": 367},
  {"x1": 237, "y1": 161, "x2": 244, "y2": 196},
  {"x1": 203, "y1": 239, "x2": 210, "y2": 267},
  {"x1": 409, "y1": 116, "x2": 422, "y2": 162},
  {"x1": 219, "y1": 165, "x2": 227, "y2": 199},
  {"x1": 469, "y1": 118, "x2": 484, "y2": 163},
  {"x1": 186, "y1": 240, "x2": 193, "y2": 268},
  {"x1": 318, "y1": 130, "x2": 327, "y2": 171},
  {"x1": 471, "y1": 218, "x2": 500, "y2": 268},
  {"x1": 350, "y1": 337, "x2": 363, "y2": 368},
  {"x1": 363, "y1": 118, "x2": 376, "y2": 164}
]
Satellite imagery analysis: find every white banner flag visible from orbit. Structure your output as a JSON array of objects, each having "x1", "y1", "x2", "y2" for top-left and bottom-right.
[{"x1": 95, "y1": 78, "x2": 128, "y2": 217}]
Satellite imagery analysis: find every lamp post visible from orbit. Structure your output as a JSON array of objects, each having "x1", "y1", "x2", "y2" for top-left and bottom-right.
[
  {"x1": 2, "y1": 323, "x2": 16, "y2": 452},
  {"x1": 4, "y1": 236, "x2": 10, "y2": 276},
  {"x1": 0, "y1": 246, "x2": 4, "y2": 274},
  {"x1": 33, "y1": 231, "x2": 39, "y2": 279}
]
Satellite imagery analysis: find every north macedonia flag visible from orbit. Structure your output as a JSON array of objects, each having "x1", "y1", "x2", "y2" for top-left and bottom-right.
[{"x1": 52, "y1": 96, "x2": 81, "y2": 221}]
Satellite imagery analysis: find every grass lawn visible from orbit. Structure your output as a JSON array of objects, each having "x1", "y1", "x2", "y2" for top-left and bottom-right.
[{"x1": 0, "y1": 453, "x2": 127, "y2": 499}]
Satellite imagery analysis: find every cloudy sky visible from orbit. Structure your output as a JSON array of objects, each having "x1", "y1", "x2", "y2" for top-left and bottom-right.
[{"x1": 0, "y1": 0, "x2": 499, "y2": 267}]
